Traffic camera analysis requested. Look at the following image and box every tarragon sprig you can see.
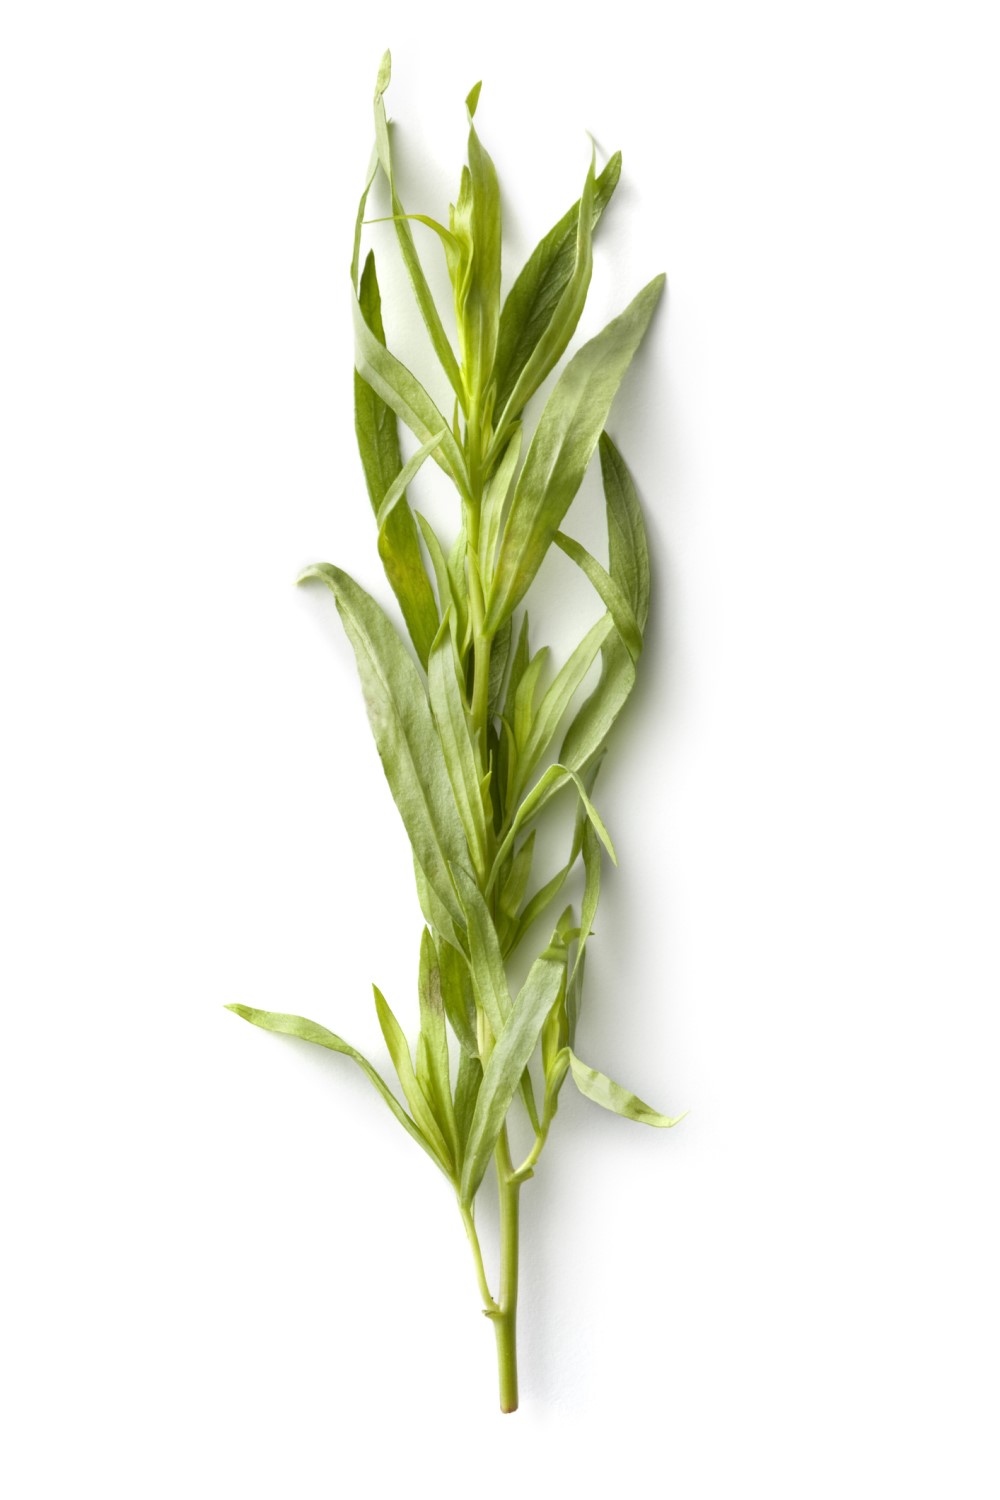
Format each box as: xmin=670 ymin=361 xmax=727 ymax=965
xmin=227 ymin=51 xmax=681 ymax=1414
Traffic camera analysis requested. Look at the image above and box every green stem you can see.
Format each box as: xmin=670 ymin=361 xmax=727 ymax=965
xmin=493 ymin=1126 xmax=521 ymax=1413
xmin=460 ymin=1201 xmax=498 ymax=1316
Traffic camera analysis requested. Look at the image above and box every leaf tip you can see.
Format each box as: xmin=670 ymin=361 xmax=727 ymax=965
xmin=375 ymin=50 xmax=391 ymax=99
xmin=466 ymin=80 xmax=482 ymax=119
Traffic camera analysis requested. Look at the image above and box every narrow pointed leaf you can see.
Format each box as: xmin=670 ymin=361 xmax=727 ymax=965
xmin=355 ymin=253 xmax=440 ymax=668
xmin=494 ymin=152 xmax=622 ymax=417
xmin=552 ymin=532 xmax=641 ymax=662
xmin=515 ymin=613 xmax=613 ymax=793
xmin=353 ymin=290 xmax=470 ymax=498
xmin=297 ymin=563 xmax=467 ymax=927
xmin=225 ymin=1004 xmax=447 ymax=1172
xmin=450 ymin=87 xmax=502 ymax=400
xmin=460 ymin=936 xmax=568 ymax=1202
xmin=492 ymin=151 xmax=595 ymax=442
xmin=428 ymin=613 xmax=488 ymax=875
xmin=375 ymin=431 xmax=446 ymax=531
xmin=439 ymin=939 xmax=479 ymax=1057
xmin=509 ymin=755 xmax=603 ymax=953
xmin=489 ymin=761 xmax=617 ymax=891
xmin=417 ymin=930 xmax=461 ymax=1164
xmin=454 ymin=1049 xmax=483 ymax=1156
xmin=351 ymin=147 xmax=379 ymax=291
xmin=561 ymin=432 xmax=651 ymax=771
xmin=513 ymin=646 xmax=550 ymax=753
xmin=450 ymin=863 xmax=511 ymax=1040
xmin=487 ymin=614 xmax=513 ymax=721
xmin=372 ymin=52 xmax=465 ymax=404
xmin=480 ymin=425 xmax=521 ymax=582
xmin=487 ymin=274 xmax=665 ymax=631
xmin=573 ymin=819 xmax=602 ymax=985
xmin=568 ymin=1050 xmax=683 ymax=1127
xmin=499 ymin=829 xmax=535 ymax=922
xmin=374 ymin=985 xmax=454 ymax=1170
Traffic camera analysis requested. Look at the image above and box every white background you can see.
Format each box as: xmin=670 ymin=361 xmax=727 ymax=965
xmin=2 ymin=1 xmax=998 ymax=1494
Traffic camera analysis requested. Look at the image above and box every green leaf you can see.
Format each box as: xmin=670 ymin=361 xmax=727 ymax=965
xmin=428 ymin=613 xmax=488 ymax=876
xmin=372 ymin=53 xmax=465 ymax=406
xmin=479 ymin=424 xmax=521 ymax=584
xmin=568 ymin=1050 xmax=684 ymax=1127
xmin=514 ymin=613 xmax=613 ymax=796
xmin=374 ymin=985 xmax=455 ymax=1173
xmin=601 ymin=429 xmax=650 ymax=630
xmin=459 ymin=935 xmax=569 ymax=1202
xmin=513 ymin=645 xmax=550 ymax=754
xmin=552 ymin=532 xmax=641 ymax=662
xmin=450 ymin=863 xmax=511 ymax=1042
xmin=453 ymin=1048 xmax=483 ymax=1156
xmin=224 ymin=1004 xmax=448 ymax=1173
xmin=415 ymin=512 xmax=455 ymax=617
xmin=412 ymin=851 xmax=462 ymax=954
xmin=297 ymin=563 xmax=468 ymax=928
xmin=493 ymin=152 xmax=622 ymax=419
xmin=446 ymin=523 xmax=472 ymax=655
xmin=351 ymin=147 xmax=379 ymax=292
xmin=416 ymin=930 xmax=461 ymax=1165
xmin=508 ymin=754 xmax=603 ymax=954
xmin=571 ymin=819 xmax=602 ymax=997
xmin=439 ymin=939 xmax=479 ymax=1057
xmin=450 ymin=85 xmax=502 ymax=402
xmin=354 ymin=253 xmax=441 ymax=669
xmin=561 ymin=432 xmax=651 ymax=772
xmin=499 ymin=829 xmax=535 ymax=922
xmin=489 ymin=761 xmax=617 ymax=893
xmin=486 ymin=274 xmax=665 ymax=631
xmin=487 ymin=614 xmax=513 ymax=722
xmin=374 ymin=431 xmax=446 ymax=531
xmin=492 ymin=150 xmax=595 ymax=445
xmin=353 ymin=289 xmax=470 ymax=500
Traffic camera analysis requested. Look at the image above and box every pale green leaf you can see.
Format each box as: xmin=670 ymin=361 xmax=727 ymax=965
xmin=513 ymin=646 xmax=550 ymax=754
xmin=375 ymin=431 xmax=446 ymax=531
xmin=489 ymin=761 xmax=617 ymax=893
xmin=487 ymin=614 xmax=513 ymax=721
xmin=372 ymin=53 xmax=465 ymax=405
xmin=450 ymin=86 xmax=502 ymax=402
xmin=459 ymin=936 xmax=569 ymax=1202
xmin=479 ymin=424 xmax=521 ymax=583
xmin=297 ymin=563 xmax=467 ymax=928
xmin=417 ymin=930 xmax=461 ymax=1165
xmin=568 ymin=1050 xmax=684 ymax=1128
xmin=225 ymin=1003 xmax=447 ymax=1173
xmin=499 ymin=829 xmax=535 ymax=922
xmin=450 ymin=863 xmax=511 ymax=1042
xmin=486 ymin=274 xmax=665 ymax=631
xmin=552 ymin=532 xmax=641 ymax=662
xmin=514 ymin=613 xmax=613 ymax=796
xmin=561 ymin=432 xmax=651 ymax=772
xmin=454 ymin=1048 xmax=483 ymax=1155
xmin=509 ymin=755 xmax=603 ymax=954
xmin=373 ymin=984 xmax=454 ymax=1172
xmin=351 ymin=146 xmax=378 ymax=292
xmin=439 ymin=939 xmax=479 ymax=1057
xmin=493 ymin=152 xmax=622 ymax=418
xmin=492 ymin=151 xmax=595 ymax=446
xmin=353 ymin=289 xmax=470 ymax=499
xmin=355 ymin=253 xmax=440 ymax=669
xmin=428 ymin=613 xmax=488 ymax=876
xmin=412 ymin=852 xmax=462 ymax=954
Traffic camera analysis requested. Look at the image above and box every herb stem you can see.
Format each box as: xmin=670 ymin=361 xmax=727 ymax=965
xmin=493 ymin=1125 xmax=521 ymax=1413
xmin=460 ymin=1200 xmax=499 ymax=1316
